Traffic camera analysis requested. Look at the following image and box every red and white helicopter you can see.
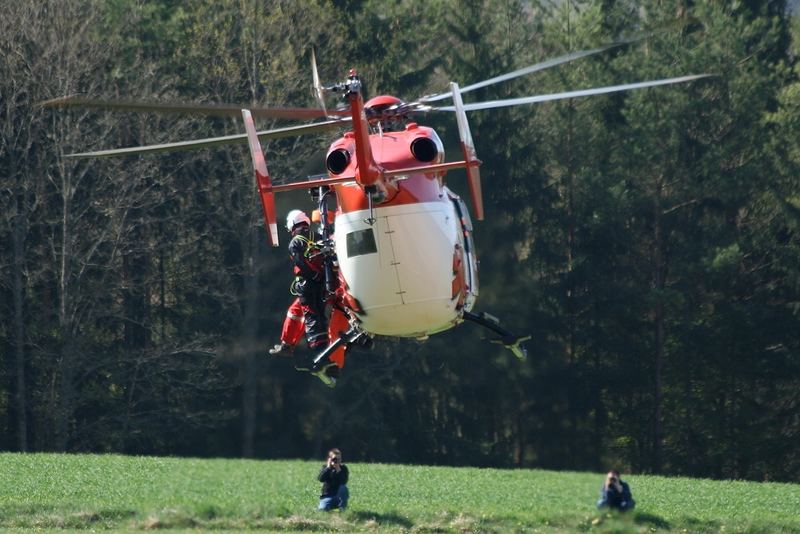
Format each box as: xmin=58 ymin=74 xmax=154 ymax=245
xmin=43 ymin=43 xmax=708 ymax=384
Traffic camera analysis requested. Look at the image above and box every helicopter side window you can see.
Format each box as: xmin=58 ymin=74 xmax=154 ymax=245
xmin=346 ymin=229 xmax=378 ymax=258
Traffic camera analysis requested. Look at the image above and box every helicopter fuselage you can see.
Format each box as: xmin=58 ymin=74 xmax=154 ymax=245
xmin=328 ymin=124 xmax=479 ymax=337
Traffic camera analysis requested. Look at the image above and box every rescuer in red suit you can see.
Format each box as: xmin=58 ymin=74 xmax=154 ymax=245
xmin=270 ymin=208 xmax=338 ymax=357
xmin=270 ymin=210 xmax=342 ymax=386
xmin=285 ymin=210 xmax=328 ymax=350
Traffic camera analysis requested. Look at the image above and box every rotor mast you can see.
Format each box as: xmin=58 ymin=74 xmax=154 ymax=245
xmin=342 ymin=70 xmax=382 ymax=192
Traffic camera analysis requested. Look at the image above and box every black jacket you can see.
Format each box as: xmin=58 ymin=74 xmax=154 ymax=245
xmin=318 ymin=464 xmax=349 ymax=498
xmin=598 ymin=480 xmax=635 ymax=510
xmin=289 ymin=233 xmax=322 ymax=282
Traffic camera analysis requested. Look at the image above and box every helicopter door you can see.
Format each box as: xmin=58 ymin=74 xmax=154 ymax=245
xmin=447 ymin=187 xmax=479 ymax=312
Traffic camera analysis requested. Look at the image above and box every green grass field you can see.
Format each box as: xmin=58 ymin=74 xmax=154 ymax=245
xmin=0 ymin=453 xmax=798 ymax=532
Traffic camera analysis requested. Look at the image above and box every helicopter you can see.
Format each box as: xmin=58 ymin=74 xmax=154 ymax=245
xmin=42 ymin=43 xmax=709 ymax=386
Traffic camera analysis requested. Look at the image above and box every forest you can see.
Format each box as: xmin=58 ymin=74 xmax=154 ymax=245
xmin=1 ymin=0 xmax=799 ymax=483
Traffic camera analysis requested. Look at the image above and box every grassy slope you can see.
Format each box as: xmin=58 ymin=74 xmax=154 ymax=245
xmin=0 ymin=453 xmax=798 ymax=532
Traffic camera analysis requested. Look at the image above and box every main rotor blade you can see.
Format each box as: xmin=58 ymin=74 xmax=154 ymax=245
xmin=63 ymin=118 xmax=350 ymax=159
xmin=40 ymin=95 xmax=349 ymax=120
xmin=420 ymin=39 xmax=639 ymax=103
xmin=311 ymin=48 xmax=328 ymax=118
xmin=435 ymin=74 xmax=712 ymax=112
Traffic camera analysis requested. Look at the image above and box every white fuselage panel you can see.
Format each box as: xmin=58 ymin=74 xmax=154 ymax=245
xmin=335 ymin=201 xmax=461 ymax=336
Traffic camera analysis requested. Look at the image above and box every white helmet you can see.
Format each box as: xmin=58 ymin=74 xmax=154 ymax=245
xmin=286 ymin=209 xmax=310 ymax=231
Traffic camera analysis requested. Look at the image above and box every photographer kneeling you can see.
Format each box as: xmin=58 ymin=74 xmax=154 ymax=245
xmin=596 ymin=470 xmax=635 ymax=511
xmin=318 ymin=448 xmax=349 ymax=511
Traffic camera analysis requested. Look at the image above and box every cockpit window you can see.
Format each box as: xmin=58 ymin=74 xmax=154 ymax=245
xmin=346 ymin=229 xmax=378 ymax=257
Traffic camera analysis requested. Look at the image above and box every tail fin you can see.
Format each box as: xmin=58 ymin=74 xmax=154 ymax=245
xmin=242 ymin=109 xmax=279 ymax=246
xmin=450 ymin=82 xmax=483 ymax=220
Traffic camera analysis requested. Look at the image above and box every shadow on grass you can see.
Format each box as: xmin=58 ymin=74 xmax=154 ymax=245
xmin=679 ymin=516 xmax=722 ymax=532
xmin=0 ymin=505 xmax=136 ymax=528
xmin=351 ymin=510 xmax=414 ymax=529
xmin=635 ymin=512 xmax=760 ymax=533
xmin=633 ymin=511 xmax=671 ymax=529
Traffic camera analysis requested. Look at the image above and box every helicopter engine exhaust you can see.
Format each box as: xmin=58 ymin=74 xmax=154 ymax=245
xmin=326 ymin=148 xmax=351 ymax=174
xmin=410 ymin=137 xmax=438 ymax=162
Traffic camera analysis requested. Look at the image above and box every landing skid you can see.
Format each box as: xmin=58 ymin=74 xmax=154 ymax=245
xmin=310 ymin=326 xmax=372 ymax=373
xmin=463 ymin=311 xmax=530 ymax=360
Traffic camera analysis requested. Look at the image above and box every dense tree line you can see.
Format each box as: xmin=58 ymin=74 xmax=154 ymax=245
xmin=1 ymin=0 xmax=798 ymax=482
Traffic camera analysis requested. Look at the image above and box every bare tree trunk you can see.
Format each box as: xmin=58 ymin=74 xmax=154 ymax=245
xmin=55 ymin=160 xmax=74 ymax=451
xmin=652 ymin=177 xmax=665 ymax=474
xmin=12 ymin=173 xmax=29 ymax=451
xmin=121 ymin=358 xmax=141 ymax=451
xmin=55 ymin=340 xmax=75 ymax=451
xmin=1 ymin=5 xmax=40 ymax=454
xmin=241 ymin=228 xmax=261 ymax=458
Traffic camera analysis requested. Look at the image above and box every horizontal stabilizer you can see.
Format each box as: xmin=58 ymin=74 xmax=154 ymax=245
xmin=381 ymin=160 xmax=480 ymax=179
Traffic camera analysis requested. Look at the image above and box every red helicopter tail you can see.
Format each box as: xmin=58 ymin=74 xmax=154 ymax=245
xmin=242 ymin=109 xmax=279 ymax=246
xmin=450 ymin=82 xmax=483 ymax=221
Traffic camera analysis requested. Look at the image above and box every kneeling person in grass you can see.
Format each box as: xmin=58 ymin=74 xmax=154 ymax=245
xmin=597 ymin=470 xmax=635 ymax=511
xmin=318 ymin=448 xmax=349 ymax=511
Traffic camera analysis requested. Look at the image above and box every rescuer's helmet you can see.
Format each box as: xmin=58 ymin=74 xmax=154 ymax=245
xmin=286 ymin=209 xmax=311 ymax=231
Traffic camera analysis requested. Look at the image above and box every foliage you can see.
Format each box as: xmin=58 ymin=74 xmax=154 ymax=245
xmin=0 ymin=0 xmax=799 ymax=483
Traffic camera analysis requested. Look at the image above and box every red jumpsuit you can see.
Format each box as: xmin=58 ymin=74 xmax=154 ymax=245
xmin=278 ymin=297 xmax=348 ymax=369
xmin=283 ymin=228 xmax=348 ymax=368
xmin=279 ymin=298 xmax=305 ymax=347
